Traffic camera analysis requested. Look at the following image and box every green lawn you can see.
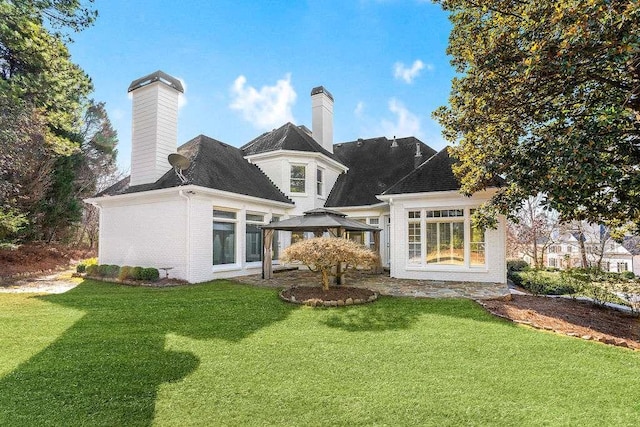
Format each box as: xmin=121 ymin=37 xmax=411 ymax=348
xmin=1 ymin=280 xmax=639 ymax=426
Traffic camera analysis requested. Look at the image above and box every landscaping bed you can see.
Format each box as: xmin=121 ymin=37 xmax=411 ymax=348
xmin=481 ymin=294 xmax=640 ymax=350
xmin=280 ymin=285 xmax=377 ymax=306
xmin=0 ymin=243 xmax=94 ymax=282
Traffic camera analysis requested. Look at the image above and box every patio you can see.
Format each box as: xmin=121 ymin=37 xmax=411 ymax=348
xmin=236 ymin=268 xmax=510 ymax=300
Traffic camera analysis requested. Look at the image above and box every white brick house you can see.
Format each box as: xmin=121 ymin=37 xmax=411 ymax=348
xmin=86 ymin=71 xmax=506 ymax=284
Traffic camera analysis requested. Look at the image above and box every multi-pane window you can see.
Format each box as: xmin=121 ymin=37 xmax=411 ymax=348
xmin=617 ymin=262 xmax=628 ymax=273
xmin=408 ymin=211 xmax=422 ymax=264
xmin=245 ymin=213 xmax=265 ymax=263
xmin=213 ymin=210 xmax=236 ymax=265
xmin=316 ymin=168 xmax=323 ymax=196
xmin=407 ymin=208 xmax=485 ymax=267
xmin=290 ymin=165 xmax=306 ymax=193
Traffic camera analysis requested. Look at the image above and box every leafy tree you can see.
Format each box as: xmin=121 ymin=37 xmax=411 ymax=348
xmin=281 ymin=237 xmax=378 ymax=291
xmin=1 ymin=0 xmax=96 ymax=155
xmin=433 ymin=0 xmax=640 ymax=228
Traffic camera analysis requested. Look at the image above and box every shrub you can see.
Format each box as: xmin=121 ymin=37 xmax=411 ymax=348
xmin=507 ymin=260 xmax=529 ymax=272
xmin=140 ymin=267 xmax=160 ymax=282
xmin=106 ymin=265 xmax=120 ymax=278
xmin=118 ymin=266 xmax=133 ymax=281
xmin=83 ymin=257 xmax=98 ymax=267
xmin=97 ymin=264 xmax=110 ymax=277
xmin=131 ymin=266 xmax=144 ymax=281
xmin=621 ymin=271 xmax=636 ymax=280
xmin=281 ymin=237 xmax=378 ymax=290
xmin=76 ymin=264 xmax=86 ymax=273
xmin=86 ymin=264 xmax=99 ymax=276
xmin=511 ymin=270 xmax=576 ymax=296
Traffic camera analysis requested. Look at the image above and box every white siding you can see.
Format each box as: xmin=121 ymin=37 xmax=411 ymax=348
xmin=130 ymin=81 xmax=180 ymax=186
xmin=99 ymin=197 xmax=188 ymax=279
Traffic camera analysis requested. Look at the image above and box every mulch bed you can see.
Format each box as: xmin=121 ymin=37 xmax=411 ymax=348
xmin=280 ymin=286 xmax=377 ymax=306
xmin=0 ymin=243 xmax=94 ymax=279
xmin=481 ymin=295 xmax=640 ymax=350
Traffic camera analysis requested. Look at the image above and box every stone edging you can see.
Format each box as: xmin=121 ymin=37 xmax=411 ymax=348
xmin=476 ymin=299 xmax=637 ymax=350
xmin=279 ymin=289 xmax=378 ymax=307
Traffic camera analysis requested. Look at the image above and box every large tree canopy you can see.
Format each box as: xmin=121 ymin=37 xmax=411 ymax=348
xmin=0 ymin=0 xmax=95 ymax=154
xmin=0 ymin=1 xmax=118 ymax=244
xmin=433 ymin=0 xmax=640 ymax=228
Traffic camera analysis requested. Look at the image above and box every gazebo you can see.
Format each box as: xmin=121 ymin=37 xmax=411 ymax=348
xmin=260 ymin=208 xmax=382 ymax=282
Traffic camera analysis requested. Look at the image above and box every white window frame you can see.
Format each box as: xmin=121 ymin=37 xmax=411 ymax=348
xmin=290 ymin=164 xmax=306 ymax=195
xmin=245 ymin=212 xmax=267 ymax=266
xmin=405 ymin=207 xmax=487 ymax=270
xmin=316 ymin=167 xmax=324 ymax=197
xmin=213 ymin=208 xmax=240 ymax=271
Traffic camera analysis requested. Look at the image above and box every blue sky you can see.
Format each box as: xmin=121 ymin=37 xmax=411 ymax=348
xmin=67 ymin=0 xmax=454 ymax=171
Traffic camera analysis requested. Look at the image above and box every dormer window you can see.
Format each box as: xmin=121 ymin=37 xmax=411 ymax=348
xmin=290 ymin=165 xmax=306 ymax=193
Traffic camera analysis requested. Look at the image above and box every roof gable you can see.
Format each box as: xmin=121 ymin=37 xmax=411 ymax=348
xmin=326 ymin=137 xmax=437 ymax=206
xmin=98 ymin=135 xmax=293 ymax=204
xmin=241 ymin=122 xmax=341 ymax=163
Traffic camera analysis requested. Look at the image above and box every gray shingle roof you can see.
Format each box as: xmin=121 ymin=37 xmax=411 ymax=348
xmin=97 ymin=135 xmax=293 ymax=204
xmin=241 ymin=122 xmax=342 ymax=163
xmin=622 ymin=236 xmax=640 ymax=256
xmin=325 ymin=137 xmax=437 ymax=207
xmin=383 ymin=147 xmax=505 ymax=195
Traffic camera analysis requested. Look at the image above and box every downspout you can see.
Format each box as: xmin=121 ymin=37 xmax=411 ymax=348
xmin=90 ymin=201 xmax=103 ymax=264
xmin=179 ymin=190 xmax=191 ymax=283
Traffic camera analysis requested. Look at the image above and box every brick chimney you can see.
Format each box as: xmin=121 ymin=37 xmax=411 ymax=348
xmin=311 ymin=86 xmax=334 ymax=153
xmin=128 ymin=71 xmax=184 ymax=186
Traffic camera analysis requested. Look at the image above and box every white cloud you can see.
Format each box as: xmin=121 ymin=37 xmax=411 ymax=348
xmin=379 ymin=98 xmax=422 ymax=138
xmin=354 ymin=101 xmax=365 ymax=117
xmin=229 ymin=74 xmax=296 ymax=129
xmin=393 ymin=59 xmax=432 ymax=84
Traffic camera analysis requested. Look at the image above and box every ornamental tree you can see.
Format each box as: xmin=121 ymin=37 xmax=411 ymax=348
xmin=433 ymin=0 xmax=640 ymax=229
xmin=280 ymin=237 xmax=379 ymax=291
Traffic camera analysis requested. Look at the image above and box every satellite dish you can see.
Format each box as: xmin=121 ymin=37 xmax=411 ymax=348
xmin=168 ymin=153 xmax=190 ymax=184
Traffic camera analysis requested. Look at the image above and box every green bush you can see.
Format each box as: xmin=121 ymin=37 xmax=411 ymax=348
xmin=86 ymin=264 xmax=99 ymax=276
xmin=621 ymin=271 xmax=636 ymax=280
xmin=510 ymin=270 xmax=576 ymax=296
xmin=97 ymin=264 xmax=109 ymax=277
xmin=507 ymin=260 xmax=529 ymax=272
xmin=106 ymin=265 xmax=120 ymax=278
xmin=76 ymin=264 xmax=86 ymax=273
xmin=118 ymin=266 xmax=133 ymax=281
xmin=140 ymin=267 xmax=160 ymax=282
xmin=131 ymin=266 xmax=144 ymax=281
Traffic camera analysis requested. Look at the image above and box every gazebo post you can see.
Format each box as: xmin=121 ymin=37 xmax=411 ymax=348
xmin=336 ymin=227 xmax=344 ymax=285
xmin=262 ymin=229 xmax=274 ymax=279
xmin=373 ymin=230 xmax=382 ymax=273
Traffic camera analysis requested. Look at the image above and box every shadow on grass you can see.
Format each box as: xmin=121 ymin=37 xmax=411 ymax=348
xmin=0 ymin=280 xmax=294 ymax=427
xmin=322 ymin=296 xmax=507 ymax=332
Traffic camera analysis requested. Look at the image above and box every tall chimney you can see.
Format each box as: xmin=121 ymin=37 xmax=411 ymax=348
xmin=128 ymin=71 xmax=184 ymax=186
xmin=311 ymin=86 xmax=334 ymax=153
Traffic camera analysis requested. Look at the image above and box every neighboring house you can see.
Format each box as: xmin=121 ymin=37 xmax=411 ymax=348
xmin=545 ymin=226 xmax=639 ymax=276
xmin=86 ymin=71 xmax=506 ymax=284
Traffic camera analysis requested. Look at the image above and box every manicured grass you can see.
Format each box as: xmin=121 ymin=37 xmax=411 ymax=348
xmin=1 ymin=280 xmax=639 ymax=426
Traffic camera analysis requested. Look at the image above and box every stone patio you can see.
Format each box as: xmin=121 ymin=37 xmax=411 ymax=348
xmin=235 ymin=268 xmax=510 ymax=300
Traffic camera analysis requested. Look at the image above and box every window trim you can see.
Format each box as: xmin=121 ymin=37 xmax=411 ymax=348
xmin=213 ymin=208 xmax=239 ymax=269
xmin=316 ymin=167 xmax=324 ymax=197
xmin=405 ymin=207 xmax=487 ymax=270
xmin=289 ymin=164 xmax=307 ymax=195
